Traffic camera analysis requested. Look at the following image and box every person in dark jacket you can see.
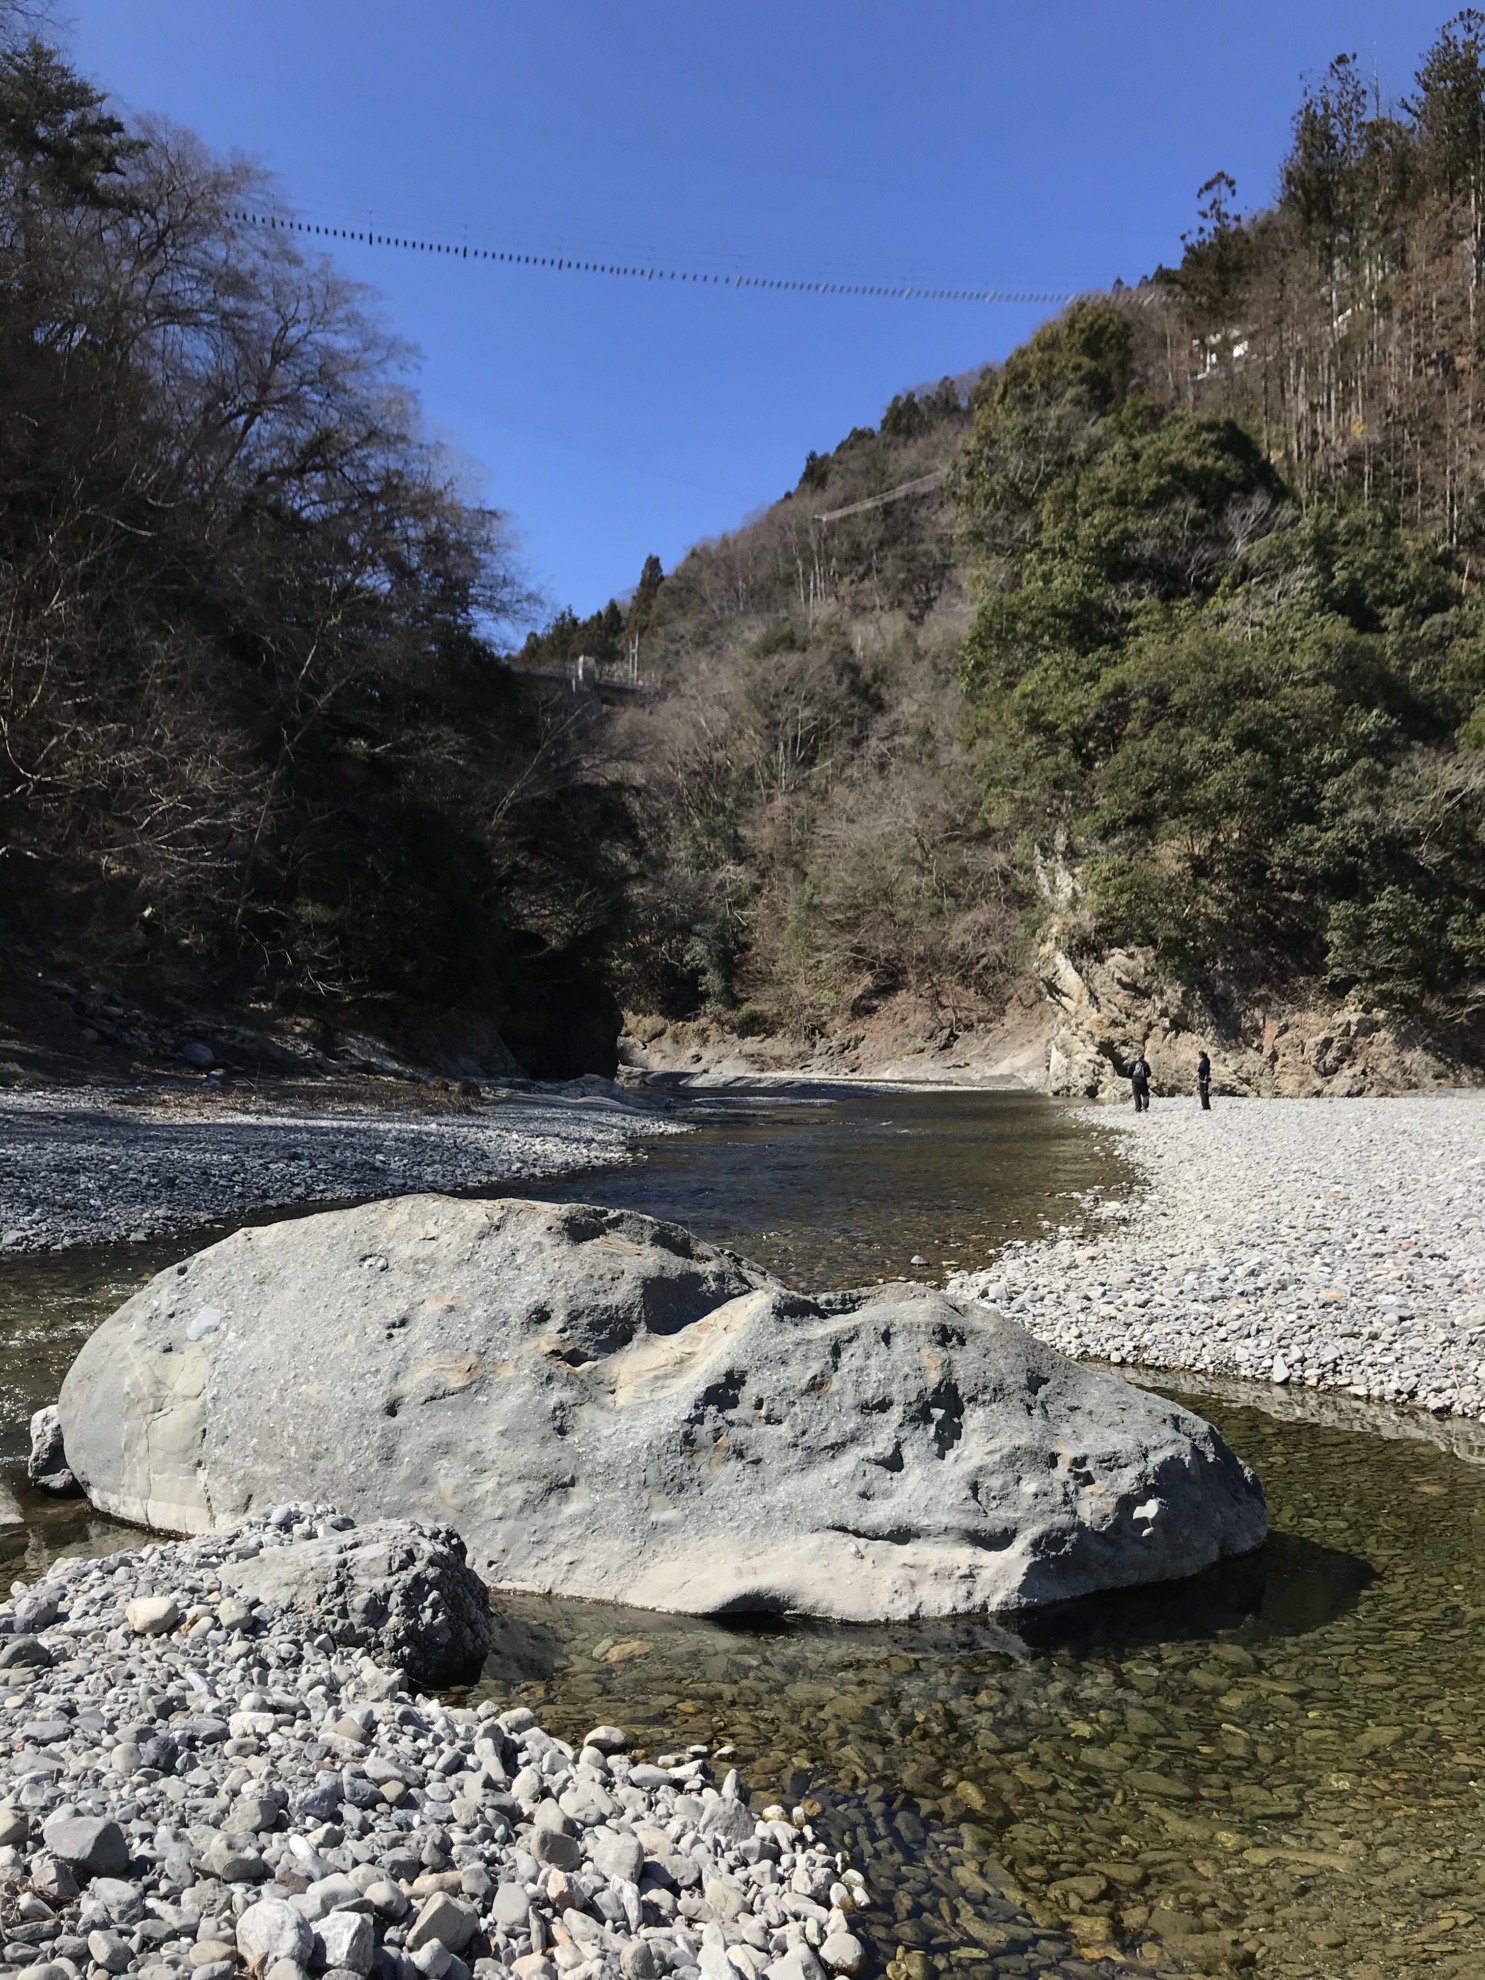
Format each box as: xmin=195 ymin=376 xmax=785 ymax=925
xmin=1130 ymin=1053 xmax=1151 ymax=1112
xmin=1197 ymin=1051 xmax=1212 ymax=1110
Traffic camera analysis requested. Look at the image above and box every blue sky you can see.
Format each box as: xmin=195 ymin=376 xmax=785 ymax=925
xmin=63 ymin=1 xmax=1441 ymax=624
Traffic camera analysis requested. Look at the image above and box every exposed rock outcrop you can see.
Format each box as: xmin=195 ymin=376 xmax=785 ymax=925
xmin=1037 ymin=942 xmax=1475 ymax=1101
xmin=621 ymin=940 xmax=1482 ymax=1098
xmin=57 ymin=1196 xmax=1265 ymax=1620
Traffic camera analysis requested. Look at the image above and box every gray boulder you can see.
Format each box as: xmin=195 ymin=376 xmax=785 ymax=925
xmin=237 ymin=1898 xmax=313 ymax=1969
xmin=57 ymin=1195 xmax=1265 ymax=1620
xmin=39 ymin=1814 xmax=128 ymax=1880
xmin=28 ymin=1406 xmax=81 ymax=1496
xmin=215 ymin=1519 xmax=491 ymax=1688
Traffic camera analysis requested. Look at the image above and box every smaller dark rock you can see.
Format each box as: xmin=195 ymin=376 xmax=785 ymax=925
xmin=0 ymin=1636 xmax=52 ymax=1670
xmin=218 ymin=1521 xmax=491 ymax=1689
xmin=294 ymin=1782 xmax=345 ymax=1820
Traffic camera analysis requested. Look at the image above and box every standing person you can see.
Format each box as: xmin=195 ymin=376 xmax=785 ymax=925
xmin=1130 ymin=1050 xmax=1151 ymax=1113
xmin=1196 ymin=1051 xmax=1212 ymax=1110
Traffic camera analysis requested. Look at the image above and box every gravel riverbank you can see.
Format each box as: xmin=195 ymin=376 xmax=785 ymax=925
xmin=0 ymin=1510 xmax=868 ymax=1980
xmin=0 ymin=1089 xmax=679 ymax=1255
xmin=953 ymin=1092 xmax=1485 ymax=1420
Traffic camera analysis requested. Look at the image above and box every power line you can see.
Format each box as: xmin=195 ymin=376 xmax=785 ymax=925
xmin=813 ymin=467 xmax=945 ymax=522
xmin=228 ymin=208 xmax=1072 ymax=306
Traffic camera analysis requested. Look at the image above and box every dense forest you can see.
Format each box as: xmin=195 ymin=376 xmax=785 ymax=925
xmin=516 ymin=9 xmax=1485 ymax=1056
xmin=0 ymin=24 xmax=630 ymax=1075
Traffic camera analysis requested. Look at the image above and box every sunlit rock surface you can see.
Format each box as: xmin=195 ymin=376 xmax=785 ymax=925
xmin=58 ymin=1196 xmax=1265 ymax=1619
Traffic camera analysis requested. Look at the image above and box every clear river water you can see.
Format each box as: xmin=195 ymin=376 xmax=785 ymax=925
xmin=1 ymin=1084 xmax=1482 ymax=1980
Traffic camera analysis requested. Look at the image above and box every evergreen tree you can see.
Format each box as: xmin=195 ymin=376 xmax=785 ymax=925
xmin=1177 ymin=172 xmax=1248 ymax=346
xmin=1410 ymin=10 xmax=1485 ymax=284
xmin=0 ymin=35 xmax=137 ymax=203
xmin=624 ymin=553 xmax=664 ymax=655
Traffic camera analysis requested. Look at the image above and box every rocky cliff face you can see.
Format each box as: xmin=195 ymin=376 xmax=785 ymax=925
xmin=1037 ymin=944 xmax=1477 ymax=1101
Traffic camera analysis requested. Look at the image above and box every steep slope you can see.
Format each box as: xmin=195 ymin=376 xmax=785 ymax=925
xmin=584 ymin=381 xmax=1026 ymax=1045
xmin=537 ymin=16 xmax=1485 ymax=1096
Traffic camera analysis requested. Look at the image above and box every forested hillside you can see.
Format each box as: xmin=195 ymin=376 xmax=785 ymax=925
xmin=522 ymin=10 xmax=1485 ymax=1078
xmin=14 ymin=11 xmax=1485 ymax=1086
xmin=519 ymin=377 xmax=1006 ymax=1037
xmin=0 ymin=29 xmax=629 ymax=1077
xmin=611 ymin=379 xmax=1001 ymax=1032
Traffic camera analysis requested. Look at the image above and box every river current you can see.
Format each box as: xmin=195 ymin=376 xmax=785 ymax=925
xmin=1 ymin=1085 xmax=1481 ymax=1977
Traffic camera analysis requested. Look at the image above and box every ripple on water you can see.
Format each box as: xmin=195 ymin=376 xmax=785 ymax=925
xmin=509 ymin=1082 xmax=1134 ymax=1293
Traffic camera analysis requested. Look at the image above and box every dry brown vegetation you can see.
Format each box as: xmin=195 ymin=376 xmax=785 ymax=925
xmin=600 ymin=383 xmax=1028 ymax=1035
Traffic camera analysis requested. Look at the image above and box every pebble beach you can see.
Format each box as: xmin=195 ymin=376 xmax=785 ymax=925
xmin=954 ymin=1092 xmax=1485 ymax=1419
xmin=0 ymin=1089 xmax=678 ymax=1256
xmin=0 ymin=1510 xmax=866 ymax=1980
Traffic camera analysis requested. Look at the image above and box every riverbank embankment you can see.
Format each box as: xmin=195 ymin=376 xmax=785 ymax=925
xmin=952 ymin=1092 xmax=1485 ymax=1419
xmin=0 ymin=1085 xmax=680 ymax=1254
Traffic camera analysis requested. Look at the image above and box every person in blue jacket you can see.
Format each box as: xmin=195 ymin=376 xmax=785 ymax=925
xmin=1197 ymin=1051 xmax=1212 ymax=1109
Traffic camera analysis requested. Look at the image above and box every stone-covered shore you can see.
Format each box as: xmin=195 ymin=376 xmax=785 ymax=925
xmin=954 ymin=1092 xmax=1485 ymax=1419
xmin=0 ymin=1512 xmax=867 ymax=1980
xmin=0 ymin=1087 xmax=678 ymax=1255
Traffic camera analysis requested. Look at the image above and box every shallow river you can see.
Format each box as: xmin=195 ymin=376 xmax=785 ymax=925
xmin=537 ymin=1080 xmax=1128 ymax=1293
xmin=2 ymin=1086 xmax=1483 ymax=1978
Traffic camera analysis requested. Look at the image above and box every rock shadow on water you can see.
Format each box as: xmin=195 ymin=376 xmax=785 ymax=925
xmin=1008 ymin=1526 xmax=1375 ymax=1658
xmin=475 ymin=1526 xmax=1373 ymax=1689
xmin=482 ymin=1603 xmax=568 ymax=1683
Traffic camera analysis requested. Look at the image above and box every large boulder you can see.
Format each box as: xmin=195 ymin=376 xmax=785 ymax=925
xmin=57 ymin=1196 xmax=1265 ymax=1620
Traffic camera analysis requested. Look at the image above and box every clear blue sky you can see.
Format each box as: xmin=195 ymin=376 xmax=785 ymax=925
xmin=61 ymin=0 xmax=1442 ymax=624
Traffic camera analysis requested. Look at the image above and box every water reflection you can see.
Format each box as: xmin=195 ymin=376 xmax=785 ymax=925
xmin=0 ymin=1470 xmax=140 ymax=1577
